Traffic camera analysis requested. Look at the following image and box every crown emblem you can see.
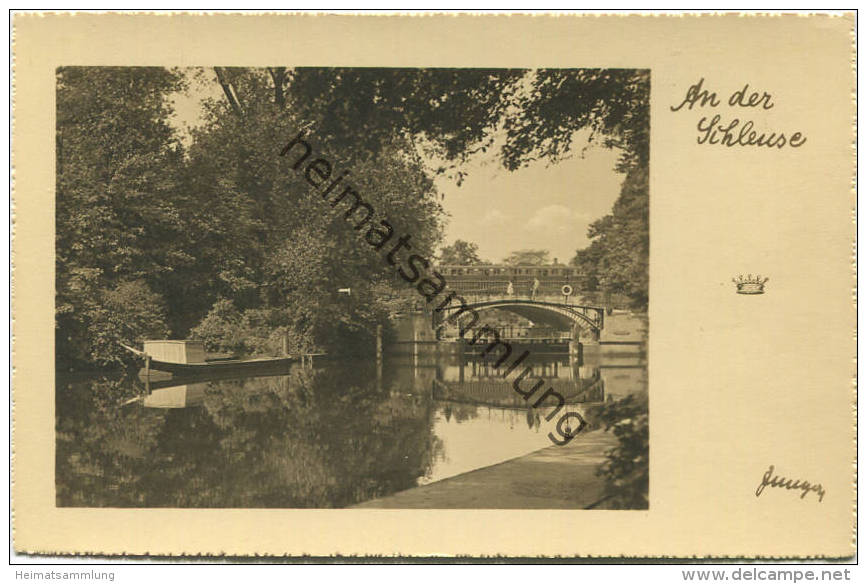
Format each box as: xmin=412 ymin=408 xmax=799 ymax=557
xmin=732 ymin=274 xmax=769 ymax=295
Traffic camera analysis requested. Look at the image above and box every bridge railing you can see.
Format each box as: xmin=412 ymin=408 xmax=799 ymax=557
xmin=445 ymin=279 xmax=578 ymax=298
xmin=439 ymin=325 xmax=573 ymax=342
xmin=378 ymin=274 xmax=634 ymax=310
xmin=443 ymin=284 xmax=631 ymax=308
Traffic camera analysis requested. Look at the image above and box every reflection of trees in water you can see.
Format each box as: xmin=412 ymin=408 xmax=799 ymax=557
xmin=525 ymin=408 xmax=541 ymax=430
xmin=56 ymin=375 xmax=168 ymax=506
xmin=56 ymin=362 xmax=440 ymax=507
xmin=434 ymin=362 xmax=603 ymax=410
xmin=441 ymin=402 xmax=479 ymax=423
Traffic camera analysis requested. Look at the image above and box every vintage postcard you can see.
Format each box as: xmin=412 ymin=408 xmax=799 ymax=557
xmin=11 ymin=12 xmax=856 ymax=558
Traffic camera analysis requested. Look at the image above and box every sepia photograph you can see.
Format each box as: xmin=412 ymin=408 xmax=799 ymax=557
xmin=12 ymin=12 xmax=855 ymax=561
xmin=54 ymin=66 xmax=649 ymax=510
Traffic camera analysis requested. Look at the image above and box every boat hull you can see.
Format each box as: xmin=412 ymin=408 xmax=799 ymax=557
xmin=142 ymin=356 xmax=299 ymax=376
xmin=142 ymin=367 xmax=301 ymax=390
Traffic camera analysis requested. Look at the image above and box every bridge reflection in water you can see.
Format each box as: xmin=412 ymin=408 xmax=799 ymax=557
xmin=435 ymin=355 xmax=603 ymax=408
xmin=389 ymin=348 xmax=646 ymax=411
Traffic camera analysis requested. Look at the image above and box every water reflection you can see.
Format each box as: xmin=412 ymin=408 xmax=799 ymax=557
xmin=431 ymin=353 xmax=604 ymax=408
xmin=142 ymin=384 xmax=207 ymax=408
xmin=56 ymin=351 xmax=645 ymax=508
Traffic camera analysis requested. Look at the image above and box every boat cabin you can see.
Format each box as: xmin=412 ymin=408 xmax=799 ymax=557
xmin=143 ymin=340 xmax=207 ymax=364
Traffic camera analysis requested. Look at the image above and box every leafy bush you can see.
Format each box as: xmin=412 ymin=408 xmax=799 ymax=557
xmin=189 ymin=300 xmax=307 ymax=357
xmin=189 ymin=299 xmax=245 ymax=353
xmin=82 ymin=280 xmax=171 ymax=367
xmin=587 ymin=392 xmax=649 ymax=509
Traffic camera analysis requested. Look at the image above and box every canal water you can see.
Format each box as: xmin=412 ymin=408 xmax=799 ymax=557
xmin=55 ymin=351 xmax=646 ymax=508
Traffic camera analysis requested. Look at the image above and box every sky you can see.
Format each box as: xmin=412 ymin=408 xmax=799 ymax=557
xmin=169 ymin=69 xmax=625 ymax=264
xmin=431 ymin=134 xmax=623 ymax=264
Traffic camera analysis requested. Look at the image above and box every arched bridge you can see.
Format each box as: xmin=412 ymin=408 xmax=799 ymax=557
xmin=435 ymin=296 xmax=606 ymax=340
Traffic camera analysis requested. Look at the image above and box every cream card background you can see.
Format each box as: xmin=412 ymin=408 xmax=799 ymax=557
xmin=12 ymin=13 xmax=856 ymax=557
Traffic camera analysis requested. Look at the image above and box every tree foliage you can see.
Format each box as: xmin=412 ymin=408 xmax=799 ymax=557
xmin=587 ymin=392 xmax=649 ymax=509
xmin=502 ymin=248 xmax=550 ymax=266
xmin=438 ymin=239 xmax=482 ymax=265
xmin=56 ymin=67 xmax=187 ymax=367
xmin=282 ymin=68 xmax=648 ymax=177
xmin=502 ymin=69 xmax=649 ymax=172
xmin=571 ymin=166 xmax=648 ymax=309
xmin=180 ymin=67 xmax=444 ymax=355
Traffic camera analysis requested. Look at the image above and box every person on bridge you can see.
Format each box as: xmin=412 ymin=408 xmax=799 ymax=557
xmin=506 ymin=281 xmax=514 ymax=297
xmin=531 ymin=277 xmax=540 ymax=300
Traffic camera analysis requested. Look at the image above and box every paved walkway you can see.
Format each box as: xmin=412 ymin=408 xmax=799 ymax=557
xmin=354 ymin=428 xmax=617 ymax=509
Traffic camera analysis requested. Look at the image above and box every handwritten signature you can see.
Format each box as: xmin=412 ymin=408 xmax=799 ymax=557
xmin=755 ymin=465 xmax=825 ymax=502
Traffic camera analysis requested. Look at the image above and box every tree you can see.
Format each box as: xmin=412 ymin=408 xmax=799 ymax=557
xmin=56 ymin=67 xmax=188 ymax=368
xmin=438 ymin=240 xmax=482 ymax=265
xmin=502 ymin=249 xmax=550 ymax=266
xmin=182 ymin=68 xmax=445 ymax=355
xmin=279 ymin=68 xmax=649 ymax=177
xmin=572 ymin=166 xmax=648 ymax=310
xmin=502 ymin=69 xmax=649 ymax=173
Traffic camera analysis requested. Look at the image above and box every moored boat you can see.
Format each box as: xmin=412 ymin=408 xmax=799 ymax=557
xmin=120 ymin=340 xmax=323 ymax=376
